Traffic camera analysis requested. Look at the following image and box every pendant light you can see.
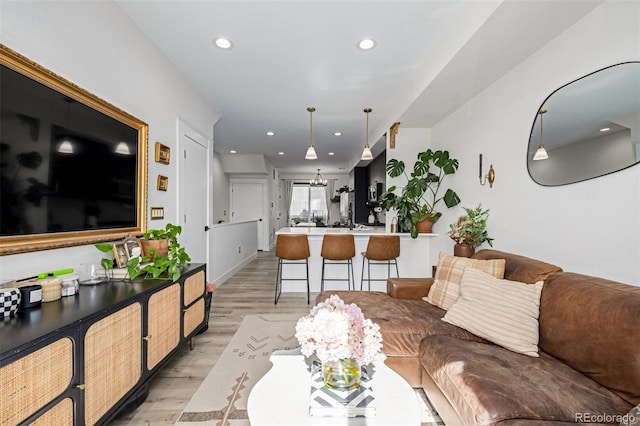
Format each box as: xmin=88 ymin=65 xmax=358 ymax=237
xmin=305 ymin=106 xmax=317 ymax=160
xmin=310 ymin=169 xmax=327 ymax=187
xmin=361 ymin=107 xmax=373 ymax=161
xmin=533 ymin=109 xmax=549 ymax=161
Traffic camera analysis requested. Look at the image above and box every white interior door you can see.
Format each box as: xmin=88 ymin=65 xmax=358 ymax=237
xmin=178 ymin=120 xmax=209 ymax=266
xmin=231 ymin=182 xmax=265 ymax=250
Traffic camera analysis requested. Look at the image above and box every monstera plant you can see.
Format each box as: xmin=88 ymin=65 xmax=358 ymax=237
xmin=380 ymin=149 xmax=461 ymax=238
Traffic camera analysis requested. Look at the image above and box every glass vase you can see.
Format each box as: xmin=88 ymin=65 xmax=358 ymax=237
xmin=321 ymin=358 xmax=361 ymax=390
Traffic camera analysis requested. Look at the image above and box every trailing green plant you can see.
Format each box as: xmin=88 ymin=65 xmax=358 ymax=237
xmin=447 ymin=204 xmax=494 ymax=249
xmin=379 ymin=149 xmax=460 ymax=238
xmin=94 ymin=223 xmax=191 ymax=281
xmin=139 ymin=223 xmax=191 ymax=280
xmin=95 ymin=243 xmax=115 ymax=274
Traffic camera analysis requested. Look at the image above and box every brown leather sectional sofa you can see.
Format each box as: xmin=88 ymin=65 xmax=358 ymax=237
xmin=317 ymin=249 xmax=640 ymax=425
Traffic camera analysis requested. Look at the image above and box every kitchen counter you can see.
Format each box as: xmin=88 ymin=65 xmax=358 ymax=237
xmin=275 ymin=227 xmax=435 ymax=293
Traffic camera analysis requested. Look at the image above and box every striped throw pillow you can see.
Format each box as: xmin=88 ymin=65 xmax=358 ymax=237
xmin=423 ymin=252 xmax=506 ymax=310
xmin=442 ymin=267 xmax=544 ymax=357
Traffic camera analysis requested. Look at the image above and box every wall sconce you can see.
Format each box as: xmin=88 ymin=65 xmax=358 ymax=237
xmin=479 ymin=154 xmax=495 ymax=188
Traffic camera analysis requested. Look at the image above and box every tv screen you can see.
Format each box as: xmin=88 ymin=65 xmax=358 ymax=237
xmin=1 ymin=64 xmax=140 ymax=237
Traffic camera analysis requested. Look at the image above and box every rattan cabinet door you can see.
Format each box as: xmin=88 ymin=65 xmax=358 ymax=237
xmin=183 ymin=298 xmax=205 ymax=337
xmin=183 ymin=270 xmax=205 ymax=306
xmin=84 ymin=302 xmax=142 ymax=426
xmin=0 ymin=337 xmax=73 ymax=425
xmin=146 ymin=283 xmax=181 ymax=370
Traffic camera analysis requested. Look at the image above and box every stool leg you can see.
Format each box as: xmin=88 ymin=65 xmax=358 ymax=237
xmin=367 ymin=258 xmax=372 ymax=291
xmin=321 ymin=258 xmax=326 ymax=292
xmin=274 ymin=258 xmax=282 ymax=305
xmin=305 ymin=258 xmax=310 ymax=304
xmin=349 ymin=258 xmax=355 ymax=291
xmin=394 ymin=259 xmax=399 ymax=278
xmin=360 ymin=255 xmax=366 ymax=290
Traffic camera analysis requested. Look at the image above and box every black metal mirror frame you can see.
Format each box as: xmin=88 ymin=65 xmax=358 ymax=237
xmin=0 ymin=45 xmax=148 ymax=255
xmin=527 ymin=61 xmax=640 ymax=186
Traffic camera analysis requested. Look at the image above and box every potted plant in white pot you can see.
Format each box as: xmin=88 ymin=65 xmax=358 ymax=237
xmin=447 ymin=204 xmax=494 ymax=257
xmin=380 ymin=149 xmax=461 ymax=238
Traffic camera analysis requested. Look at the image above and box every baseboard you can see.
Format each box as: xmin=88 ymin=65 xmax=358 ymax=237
xmin=213 ymin=252 xmax=258 ymax=285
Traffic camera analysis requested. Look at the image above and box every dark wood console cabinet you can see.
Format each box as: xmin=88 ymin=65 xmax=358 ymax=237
xmin=0 ymin=263 xmax=206 ymax=425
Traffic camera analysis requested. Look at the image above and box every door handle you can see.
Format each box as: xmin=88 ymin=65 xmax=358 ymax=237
xmin=204 ymin=226 xmax=210 ymax=231
xmin=259 ymin=218 xmax=262 ymax=221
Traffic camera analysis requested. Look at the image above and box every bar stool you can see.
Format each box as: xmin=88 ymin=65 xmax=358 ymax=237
xmin=360 ymin=235 xmax=400 ymax=291
xmin=274 ymin=234 xmax=311 ymax=305
xmin=320 ymin=234 xmax=356 ymax=291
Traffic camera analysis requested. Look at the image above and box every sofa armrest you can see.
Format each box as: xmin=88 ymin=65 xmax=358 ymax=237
xmin=387 ymin=278 xmax=434 ymax=300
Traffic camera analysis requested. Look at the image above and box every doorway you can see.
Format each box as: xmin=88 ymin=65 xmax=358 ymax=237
xmin=178 ymin=119 xmax=210 ymax=271
xmin=230 ymin=179 xmax=268 ymax=251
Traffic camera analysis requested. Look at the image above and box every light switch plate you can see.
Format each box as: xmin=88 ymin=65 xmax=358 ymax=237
xmin=150 ymin=207 xmax=164 ymax=220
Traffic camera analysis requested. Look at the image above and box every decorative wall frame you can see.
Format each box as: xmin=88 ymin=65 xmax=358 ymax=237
xmin=157 ymin=175 xmax=168 ymax=191
xmin=155 ymin=142 xmax=170 ymax=164
xmin=0 ymin=44 xmax=148 ymax=256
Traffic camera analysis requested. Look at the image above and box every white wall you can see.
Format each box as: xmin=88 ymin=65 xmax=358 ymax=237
xmin=0 ymin=1 xmax=220 ymax=281
xmin=429 ymin=1 xmax=640 ymax=285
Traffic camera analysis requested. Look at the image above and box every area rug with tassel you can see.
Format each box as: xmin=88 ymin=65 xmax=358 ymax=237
xmin=175 ymin=314 xmax=443 ymax=426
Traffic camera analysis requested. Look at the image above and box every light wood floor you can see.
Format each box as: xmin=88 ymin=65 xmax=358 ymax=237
xmin=112 ymin=250 xmax=315 ymax=425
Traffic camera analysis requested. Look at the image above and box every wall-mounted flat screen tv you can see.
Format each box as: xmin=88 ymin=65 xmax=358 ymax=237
xmin=0 ymin=45 xmax=148 ymax=255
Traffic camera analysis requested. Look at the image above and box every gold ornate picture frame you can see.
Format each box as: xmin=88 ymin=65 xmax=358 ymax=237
xmin=155 ymin=142 xmax=170 ymax=164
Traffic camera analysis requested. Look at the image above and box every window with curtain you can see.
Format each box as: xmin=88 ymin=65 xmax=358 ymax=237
xmin=289 ymin=185 xmax=328 ymax=225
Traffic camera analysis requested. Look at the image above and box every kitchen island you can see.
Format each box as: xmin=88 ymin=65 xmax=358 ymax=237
xmin=275 ymin=227 xmax=436 ymax=293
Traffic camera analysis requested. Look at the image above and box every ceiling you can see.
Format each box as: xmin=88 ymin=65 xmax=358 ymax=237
xmin=116 ymin=0 xmax=602 ymax=175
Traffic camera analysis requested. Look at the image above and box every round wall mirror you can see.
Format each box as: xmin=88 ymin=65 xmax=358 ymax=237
xmin=527 ymin=62 xmax=640 ymax=186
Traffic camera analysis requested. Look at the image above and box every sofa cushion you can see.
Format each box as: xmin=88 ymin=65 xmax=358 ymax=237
xmin=538 ymin=272 xmax=640 ymax=406
xmin=424 ymin=252 xmax=506 ymax=310
xmin=316 ymin=291 xmax=486 ymax=358
xmin=472 ymin=249 xmax=562 ymax=283
xmin=442 ymin=268 xmax=543 ymax=357
xmin=420 ymin=335 xmax=633 ymax=426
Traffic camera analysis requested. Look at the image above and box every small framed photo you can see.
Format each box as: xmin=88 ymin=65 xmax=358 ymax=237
xmin=155 ymin=142 xmax=170 ymax=164
xmin=157 ymin=175 xmax=168 ymax=191
xmin=112 ymin=243 xmax=128 ymax=268
xmin=124 ymin=238 xmax=143 ymax=260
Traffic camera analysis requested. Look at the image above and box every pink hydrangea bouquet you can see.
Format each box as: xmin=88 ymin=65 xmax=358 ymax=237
xmin=295 ymin=294 xmax=383 ymax=365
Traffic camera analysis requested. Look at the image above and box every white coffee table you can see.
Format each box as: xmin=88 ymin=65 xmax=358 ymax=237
xmin=247 ymin=348 xmax=420 ymax=426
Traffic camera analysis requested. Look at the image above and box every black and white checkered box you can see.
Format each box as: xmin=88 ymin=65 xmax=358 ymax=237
xmin=0 ymin=288 xmax=21 ymax=319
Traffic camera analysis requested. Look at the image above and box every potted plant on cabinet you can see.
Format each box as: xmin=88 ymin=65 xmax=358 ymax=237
xmin=379 ymin=149 xmax=461 ymax=238
xmin=95 ymin=223 xmax=191 ymax=281
xmin=447 ymin=204 xmax=494 ymax=257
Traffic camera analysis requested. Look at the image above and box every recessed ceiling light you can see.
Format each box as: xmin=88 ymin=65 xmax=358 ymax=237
xmin=267 ymin=131 xmax=275 ymax=136
xmin=229 ymin=150 xmax=237 ymax=154
xmin=358 ymin=38 xmax=376 ymax=50
xmin=600 ymin=127 xmax=610 ymax=132
xmin=214 ymin=37 xmax=233 ymax=49
xmin=334 ymin=132 xmax=342 ymax=136
xmin=328 ymin=152 xmax=335 ymax=156
xmin=278 ymin=152 xmax=285 ymax=155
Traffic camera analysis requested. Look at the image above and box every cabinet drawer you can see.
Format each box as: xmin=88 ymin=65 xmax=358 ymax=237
xmin=0 ymin=337 xmax=73 ymax=425
xmin=183 ymin=270 xmax=204 ymax=306
xmin=183 ymin=298 xmax=204 ymax=338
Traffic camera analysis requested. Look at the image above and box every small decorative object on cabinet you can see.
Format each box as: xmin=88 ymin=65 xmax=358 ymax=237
xmin=448 ymin=203 xmax=494 ymax=257
xmin=295 ymin=294 xmax=383 ymax=390
xmin=379 ymin=149 xmax=461 ymax=238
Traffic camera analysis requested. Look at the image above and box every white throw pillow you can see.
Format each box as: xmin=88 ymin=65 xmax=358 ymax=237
xmin=442 ymin=267 xmax=544 ymax=357
xmin=424 ymin=252 xmax=506 ymax=310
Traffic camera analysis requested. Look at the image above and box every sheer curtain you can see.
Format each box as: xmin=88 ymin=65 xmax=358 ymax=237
xmin=283 ymin=179 xmax=294 ymax=226
xmin=324 ymin=179 xmax=335 ymax=225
